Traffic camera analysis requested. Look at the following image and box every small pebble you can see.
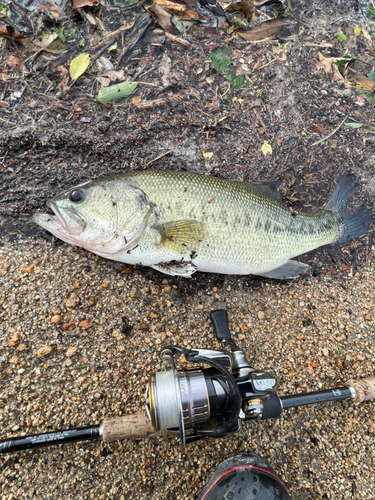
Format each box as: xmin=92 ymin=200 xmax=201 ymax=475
xmin=342 ymin=88 xmax=352 ymax=99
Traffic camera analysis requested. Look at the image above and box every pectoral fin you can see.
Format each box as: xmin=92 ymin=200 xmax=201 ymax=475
xmin=256 ymin=260 xmax=309 ymax=279
xmin=150 ymin=262 xmax=197 ymax=277
xmin=157 ymin=220 xmax=206 ymax=253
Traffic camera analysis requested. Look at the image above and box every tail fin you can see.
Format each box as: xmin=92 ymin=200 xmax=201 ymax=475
xmin=324 ymin=175 xmax=372 ymax=244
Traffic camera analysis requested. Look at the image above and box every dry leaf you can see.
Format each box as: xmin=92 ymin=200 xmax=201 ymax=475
xmin=72 ymin=0 xmax=99 ymax=7
xmin=203 ymin=152 xmax=213 ymax=159
xmin=4 ymin=55 xmax=28 ymax=72
xmin=332 ymin=69 xmax=343 ymax=82
xmin=261 ymin=140 xmax=272 ymax=156
xmin=355 ymin=75 xmax=375 ymax=92
xmin=362 ymin=27 xmax=375 ymax=56
xmin=272 ymin=46 xmax=287 ymax=60
xmin=20 ymin=37 xmax=40 ymax=53
xmin=96 ymin=76 xmax=111 ymax=87
xmin=33 ymin=33 xmax=58 ymax=48
xmin=313 ymin=124 xmax=325 ymax=135
xmin=317 ymin=52 xmax=336 ymax=76
xmin=226 ymin=0 xmax=255 ymax=22
xmin=56 ymin=65 xmax=69 ymax=91
xmin=0 ymin=25 xmax=23 ymax=39
xmin=180 ymin=9 xmax=200 ymax=19
xmin=355 ymin=95 xmax=366 ymax=106
xmin=238 ymin=18 xmax=296 ymax=41
xmin=147 ymin=3 xmax=173 ymax=31
xmin=155 ymin=0 xmax=186 ymax=12
xmin=106 ymin=70 xmax=125 ymax=82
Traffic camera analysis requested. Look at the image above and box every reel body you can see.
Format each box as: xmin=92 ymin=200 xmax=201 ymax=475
xmin=146 ymin=311 xmax=279 ymax=451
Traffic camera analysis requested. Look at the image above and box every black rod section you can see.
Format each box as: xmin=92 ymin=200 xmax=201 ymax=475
xmin=0 ymin=426 xmax=101 ymax=454
xmin=280 ymin=387 xmax=353 ymax=410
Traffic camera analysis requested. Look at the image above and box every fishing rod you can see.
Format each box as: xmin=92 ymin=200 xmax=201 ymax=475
xmin=1 ymin=310 xmax=374 ymax=455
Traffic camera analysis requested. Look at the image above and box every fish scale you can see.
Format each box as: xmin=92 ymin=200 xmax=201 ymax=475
xmin=32 ymin=171 xmax=371 ymax=279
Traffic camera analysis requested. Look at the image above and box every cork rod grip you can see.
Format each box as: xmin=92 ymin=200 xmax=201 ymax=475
xmin=347 ymin=377 xmax=375 ymax=404
xmin=102 ymin=412 xmax=172 ymax=443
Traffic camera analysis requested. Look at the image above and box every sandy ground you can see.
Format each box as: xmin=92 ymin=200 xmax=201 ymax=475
xmin=0 ymin=236 xmax=374 ymax=500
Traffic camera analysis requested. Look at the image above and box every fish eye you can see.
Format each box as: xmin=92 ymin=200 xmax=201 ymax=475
xmin=69 ymin=190 xmax=83 ymax=203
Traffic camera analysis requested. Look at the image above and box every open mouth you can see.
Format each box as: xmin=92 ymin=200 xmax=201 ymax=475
xmin=46 ymin=201 xmax=69 ymax=232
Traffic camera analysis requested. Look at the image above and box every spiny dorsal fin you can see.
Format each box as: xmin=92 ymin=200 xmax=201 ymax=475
xmin=246 ymin=180 xmax=283 ymax=202
xmin=157 ymin=220 xmax=206 ymax=253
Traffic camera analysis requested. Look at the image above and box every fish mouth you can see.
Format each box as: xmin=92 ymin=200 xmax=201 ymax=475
xmin=32 ymin=202 xmax=86 ymax=237
xmin=45 ymin=201 xmax=68 ymax=231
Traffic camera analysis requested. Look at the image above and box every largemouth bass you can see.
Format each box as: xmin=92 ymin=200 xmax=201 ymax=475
xmin=32 ymin=171 xmax=371 ymax=279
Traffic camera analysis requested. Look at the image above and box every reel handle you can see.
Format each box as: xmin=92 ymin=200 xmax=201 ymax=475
xmin=210 ymin=310 xmax=231 ymax=342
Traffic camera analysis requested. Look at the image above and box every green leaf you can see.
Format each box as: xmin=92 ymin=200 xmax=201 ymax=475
xmin=224 ymin=68 xmax=236 ymax=81
xmin=0 ymin=2 xmax=11 ymax=19
xmin=335 ymin=56 xmax=356 ymax=68
xmin=357 ymin=89 xmax=375 ymax=104
xmin=231 ymin=75 xmax=247 ymax=92
xmin=367 ymin=6 xmax=375 ymax=17
xmin=368 ymin=71 xmax=375 ymax=84
xmin=210 ymin=46 xmax=232 ymax=72
xmin=97 ymin=81 xmax=138 ymax=104
xmin=115 ymin=0 xmax=139 ymax=5
xmin=69 ymin=53 xmax=90 ymax=80
xmin=345 ymin=122 xmax=363 ymax=129
xmin=337 ymin=32 xmax=347 ymax=42
xmin=172 ymin=15 xmax=193 ymax=33
xmin=44 ymin=40 xmax=67 ymax=55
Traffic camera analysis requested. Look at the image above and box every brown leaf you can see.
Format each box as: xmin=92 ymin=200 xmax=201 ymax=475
xmin=55 ymin=65 xmax=69 ymax=91
xmin=155 ymin=0 xmax=186 ymax=12
xmin=180 ymin=9 xmax=200 ymax=19
xmin=0 ymin=25 xmax=24 ymax=39
xmin=313 ymin=124 xmax=325 ymax=135
xmin=362 ymin=27 xmax=375 ymax=57
xmin=355 ymin=75 xmax=375 ymax=92
xmin=147 ymin=3 xmax=173 ymax=31
xmin=4 ymin=56 xmax=28 ymax=73
xmin=317 ymin=52 xmax=336 ymax=76
xmin=33 ymin=33 xmax=58 ymax=48
xmin=238 ymin=18 xmax=296 ymax=41
xmin=227 ymin=0 xmax=255 ymax=22
xmin=72 ymin=0 xmax=99 ymax=7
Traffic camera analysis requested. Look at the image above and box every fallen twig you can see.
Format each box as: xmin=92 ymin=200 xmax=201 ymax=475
xmin=257 ymin=58 xmax=276 ymax=70
xmin=164 ymin=33 xmax=191 ymax=49
xmin=134 ymin=98 xmax=167 ymax=110
xmin=311 ymin=115 xmax=348 ymax=147
xmin=145 ymin=150 xmax=172 ymax=167
xmin=90 ymin=21 xmax=134 ymax=52
xmin=116 ymin=16 xmax=154 ymax=68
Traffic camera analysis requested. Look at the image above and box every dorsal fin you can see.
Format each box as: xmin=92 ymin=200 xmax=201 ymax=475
xmin=246 ymin=180 xmax=283 ymax=202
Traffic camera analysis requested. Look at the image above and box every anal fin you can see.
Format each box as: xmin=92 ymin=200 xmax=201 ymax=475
xmin=256 ymin=260 xmax=309 ymax=279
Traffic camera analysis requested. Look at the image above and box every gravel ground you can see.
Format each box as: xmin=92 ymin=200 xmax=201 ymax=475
xmin=0 ymin=237 xmax=374 ymax=500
